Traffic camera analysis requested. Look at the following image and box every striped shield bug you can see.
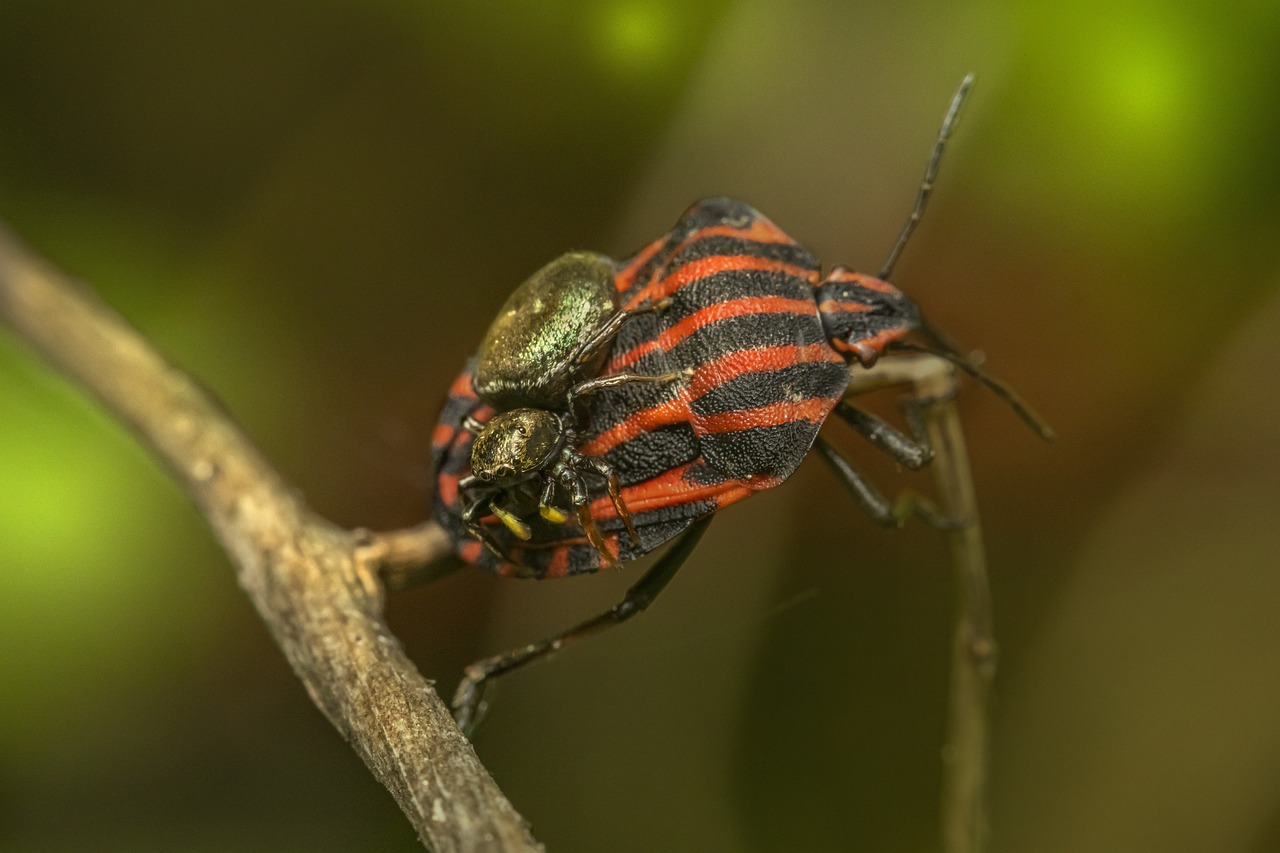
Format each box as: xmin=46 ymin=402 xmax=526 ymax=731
xmin=430 ymin=75 xmax=1051 ymax=732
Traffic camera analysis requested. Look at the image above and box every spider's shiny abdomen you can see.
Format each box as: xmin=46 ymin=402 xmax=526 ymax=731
xmin=474 ymin=251 xmax=618 ymax=410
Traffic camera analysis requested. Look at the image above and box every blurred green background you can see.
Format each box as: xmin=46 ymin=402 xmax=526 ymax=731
xmin=3 ymin=1 xmax=1279 ymax=850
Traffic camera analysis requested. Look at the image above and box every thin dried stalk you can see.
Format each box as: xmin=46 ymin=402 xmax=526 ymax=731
xmin=848 ymin=356 xmax=994 ymax=853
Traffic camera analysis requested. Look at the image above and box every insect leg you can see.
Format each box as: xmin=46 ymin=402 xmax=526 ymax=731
xmin=832 ymin=399 xmax=932 ymax=470
xmin=813 ymin=436 xmax=960 ymax=530
xmin=451 ymin=516 xmax=713 ymax=735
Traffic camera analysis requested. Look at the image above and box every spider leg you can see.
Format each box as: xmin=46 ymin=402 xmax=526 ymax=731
xmin=554 ymin=463 xmax=615 ymax=567
xmin=537 ymin=475 xmax=569 ymax=524
xmin=571 ymin=449 xmax=640 ymax=546
xmin=566 ymin=369 xmax=683 ymax=427
xmin=571 ymin=296 xmax=672 ymax=369
xmin=459 ymin=478 xmax=519 ymax=558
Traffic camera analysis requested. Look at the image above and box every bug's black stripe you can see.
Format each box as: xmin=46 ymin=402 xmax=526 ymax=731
xmin=662 ymin=268 xmax=816 ymax=322
xmin=587 ymin=313 xmax=833 ymax=433
xmin=612 ymin=268 xmax=822 ymax=361
xmin=689 ymin=362 xmax=851 ymax=419
xmin=600 ymin=423 xmax=700 ymax=486
xmin=619 ymin=242 xmax=677 ymax=300
xmin=664 ymin=197 xmax=760 ymax=242
xmin=667 ymin=234 xmax=819 ymax=271
xmin=506 ymin=497 xmax=717 ymax=578
xmin=564 ymin=546 xmax=600 ymax=577
xmin=618 ymin=198 xmax=779 ymax=301
xmin=692 ymin=421 xmax=826 ymax=483
xmin=621 ymin=511 xmax=707 ymax=562
xmin=658 ymin=303 xmax=828 ymax=362
xmin=555 ymin=506 xmax=712 ymax=577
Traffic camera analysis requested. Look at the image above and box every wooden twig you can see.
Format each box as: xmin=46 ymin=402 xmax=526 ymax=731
xmin=847 ymin=356 xmax=994 ymax=853
xmin=0 ymin=224 xmax=541 ymax=853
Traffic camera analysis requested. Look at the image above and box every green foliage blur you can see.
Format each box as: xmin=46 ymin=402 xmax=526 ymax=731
xmin=3 ymin=1 xmax=1279 ymax=850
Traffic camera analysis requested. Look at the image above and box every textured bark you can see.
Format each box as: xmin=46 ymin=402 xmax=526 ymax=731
xmin=0 ymin=225 xmax=540 ymax=852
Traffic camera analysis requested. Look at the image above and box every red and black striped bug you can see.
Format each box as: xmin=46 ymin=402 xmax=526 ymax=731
xmin=431 ymin=76 xmax=1051 ymax=731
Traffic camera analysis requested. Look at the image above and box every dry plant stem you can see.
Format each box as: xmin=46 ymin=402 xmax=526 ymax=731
xmin=849 ymin=356 xmax=994 ymax=853
xmin=0 ymin=225 xmax=540 ymax=853
xmin=357 ymin=521 xmax=463 ymax=592
xmin=918 ymin=367 xmax=993 ymax=853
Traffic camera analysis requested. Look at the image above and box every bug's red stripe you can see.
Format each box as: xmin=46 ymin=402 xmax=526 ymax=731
xmin=438 ymin=472 xmax=459 ymax=508
xmin=615 ymin=213 xmax=799 ymax=298
xmin=816 ymin=299 xmax=873 ymax=315
xmin=608 ymin=464 xmax=704 ymax=512
xmin=460 ymin=541 xmax=483 ymax=564
xmin=544 ymin=545 xmax=572 ymax=579
xmin=698 ymin=396 xmax=835 ymax=434
xmin=831 ymin=326 xmax=912 ymax=357
xmin=587 ymin=342 xmax=840 ymax=457
xmin=688 ymin=343 xmax=841 ymax=399
xmin=706 ymin=482 xmax=761 ymax=511
xmin=449 ymin=370 xmax=476 ymax=398
xmin=579 ymin=397 xmax=690 ymax=456
xmin=615 ymin=237 xmax=667 ymax=293
xmin=825 ymin=270 xmax=900 ymax=294
xmin=685 ymin=220 xmax=797 ymax=247
xmin=596 ymin=465 xmax=775 ymax=516
xmin=432 ymin=421 xmax=457 ymax=448
xmin=624 ymin=255 xmax=818 ymax=311
xmin=610 ymin=296 xmax=819 ymax=371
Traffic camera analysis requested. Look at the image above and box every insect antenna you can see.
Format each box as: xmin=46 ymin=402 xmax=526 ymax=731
xmin=892 ymin=336 xmax=1056 ymax=442
xmin=878 ymin=73 xmax=974 ymax=280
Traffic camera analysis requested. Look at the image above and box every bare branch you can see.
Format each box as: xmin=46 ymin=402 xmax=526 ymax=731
xmin=0 ymin=224 xmax=541 ymax=852
xmin=845 ymin=355 xmax=995 ymax=853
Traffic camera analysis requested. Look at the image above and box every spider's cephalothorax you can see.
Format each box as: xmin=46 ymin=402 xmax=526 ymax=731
xmin=457 ymin=252 xmax=672 ymax=565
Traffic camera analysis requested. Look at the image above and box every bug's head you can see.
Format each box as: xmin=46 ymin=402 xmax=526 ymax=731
xmin=817 ymin=267 xmax=921 ymax=368
xmin=470 ymin=409 xmax=564 ymax=486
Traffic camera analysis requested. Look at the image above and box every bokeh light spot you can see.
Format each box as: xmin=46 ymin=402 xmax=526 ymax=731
xmin=592 ymin=1 xmax=676 ymax=81
xmin=1094 ymin=24 xmax=1194 ymax=156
